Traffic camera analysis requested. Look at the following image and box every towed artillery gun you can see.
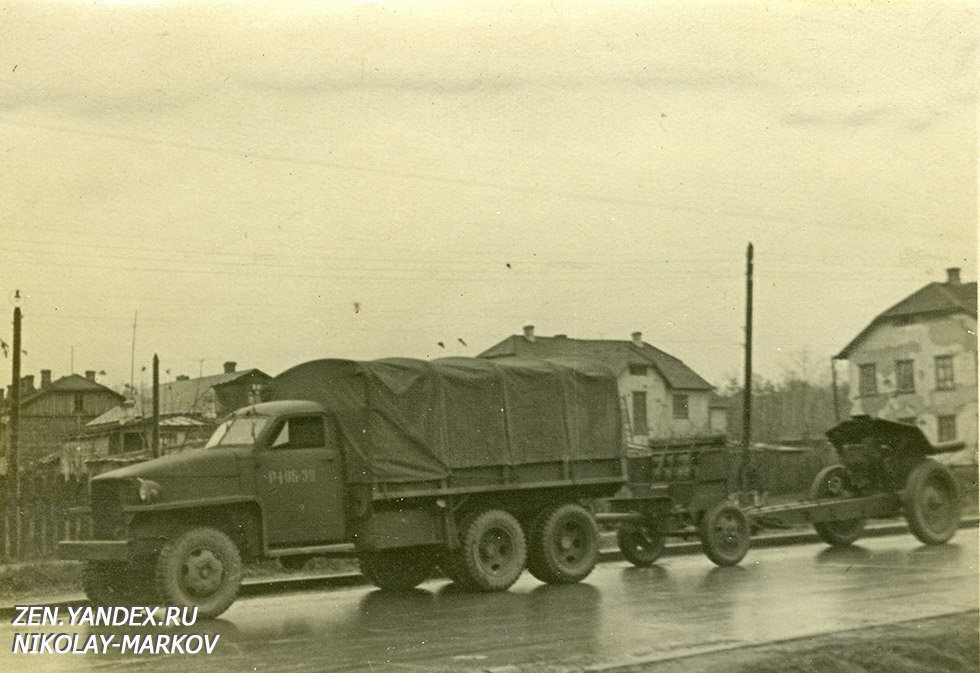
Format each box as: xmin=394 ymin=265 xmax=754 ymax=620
xmin=611 ymin=415 xmax=964 ymax=568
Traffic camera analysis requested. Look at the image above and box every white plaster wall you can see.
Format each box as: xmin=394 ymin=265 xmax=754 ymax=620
xmin=844 ymin=314 xmax=977 ymax=464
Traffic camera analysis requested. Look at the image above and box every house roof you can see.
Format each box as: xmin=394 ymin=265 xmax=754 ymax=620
xmin=88 ymin=368 xmax=269 ymax=423
xmin=479 ymin=334 xmax=713 ymax=390
xmin=86 ymin=402 xmax=207 ymax=428
xmin=21 ymin=374 xmax=124 ymax=407
xmin=157 ymin=371 xmax=248 ymax=415
xmin=836 ymin=280 xmax=977 ymax=359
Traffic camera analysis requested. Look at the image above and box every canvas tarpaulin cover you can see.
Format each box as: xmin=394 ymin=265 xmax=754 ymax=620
xmin=266 ymin=357 xmax=623 ymax=485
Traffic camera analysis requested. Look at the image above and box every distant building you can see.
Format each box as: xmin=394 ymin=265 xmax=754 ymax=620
xmin=149 ymin=361 xmax=272 ymax=421
xmin=0 ymin=369 xmax=125 ymax=469
xmin=480 ymin=327 xmax=722 ymax=449
xmin=835 ymin=267 xmax=978 ymax=465
xmin=708 ymin=391 xmax=730 ymax=436
xmin=67 ymin=361 xmax=271 ymax=455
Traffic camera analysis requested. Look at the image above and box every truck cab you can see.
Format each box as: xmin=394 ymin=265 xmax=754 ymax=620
xmin=59 ymin=400 xmax=349 ymax=618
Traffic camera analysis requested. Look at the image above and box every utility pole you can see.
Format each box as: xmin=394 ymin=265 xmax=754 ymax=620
xmin=830 ymin=357 xmax=841 ymax=423
xmin=130 ymin=310 xmax=137 ymax=394
xmin=740 ymin=243 xmax=754 ymax=497
xmin=9 ymin=294 xmax=22 ymax=556
xmin=152 ymin=354 xmax=160 ymax=459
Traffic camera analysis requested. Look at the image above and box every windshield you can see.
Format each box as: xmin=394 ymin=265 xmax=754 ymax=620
xmin=205 ymin=416 xmax=269 ymax=449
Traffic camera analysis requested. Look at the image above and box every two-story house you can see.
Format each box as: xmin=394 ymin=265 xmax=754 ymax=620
xmin=835 ymin=267 xmax=977 ymax=465
xmin=480 ymin=327 xmax=722 ymax=450
xmin=0 ymin=369 xmax=124 ymax=469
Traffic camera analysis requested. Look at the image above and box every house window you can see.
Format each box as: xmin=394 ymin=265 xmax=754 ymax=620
xmin=628 ymin=364 xmax=647 ymax=376
xmin=858 ymin=364 xmax=877 ymax=396
xmin=73 ymin=392 xmax=85 ymax=413
xmin=895 ymin=360 xmax=915 ymax=393
xmin=937 ymin=415 xmax=957 ymax=442
xmin=122 ymin=432 xmax=143 ymax=453
xmin=247 ymin=383 xmax=263 ymax=405
xmin=935 ymin=356 xmax=954 ymax=390
xmin=672 ymin=394 xmax=689 ymax=420
xmin=631 ymin=391 xmax=648 ymax=435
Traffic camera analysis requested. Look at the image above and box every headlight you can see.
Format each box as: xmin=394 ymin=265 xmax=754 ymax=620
xmin=137 ymin=478 xmax=162 ymax=503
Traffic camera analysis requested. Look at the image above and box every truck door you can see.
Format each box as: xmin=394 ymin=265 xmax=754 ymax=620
xmin=256 ymin=414 xmax=347 ymax=547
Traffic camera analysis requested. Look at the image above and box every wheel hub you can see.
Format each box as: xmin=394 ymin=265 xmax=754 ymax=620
xmin=182 ymin=548 xmax=224 ymax=596
xmin=480 ymin=530 xmax=513 ymax=575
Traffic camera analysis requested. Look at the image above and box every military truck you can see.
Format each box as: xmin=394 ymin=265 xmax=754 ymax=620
xmin=60 ymin=357 xmax=630 ymax=618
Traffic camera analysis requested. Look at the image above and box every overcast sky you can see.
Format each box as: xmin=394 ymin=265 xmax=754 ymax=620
xmin=1 ymin=0 xmax=976 ymax=392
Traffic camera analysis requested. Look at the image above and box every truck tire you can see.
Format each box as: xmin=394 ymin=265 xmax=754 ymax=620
xmin=699 ymin=503 xmax=750 ymax=567
xmin=902 ymin=459 xmax=960 ymax=545
xmin=526 ymin=503 xmax=599 ymax=584
xmin=616 ymin=523 xmax=666 ymax=567
xmin=154 ymin=527 xmax=242 ymax=619
xmin=83 ymin=559 xmax=157 ymax=606
xmin=809 ymin=465 xmax=866 ymax=546
xmin=358 ymin=547 xmax=435 ymax=591
xmin=444 ymin=509 xmax=526 ymax=592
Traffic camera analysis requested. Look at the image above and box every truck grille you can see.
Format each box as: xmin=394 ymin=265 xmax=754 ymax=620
xmin=90 ymin=480 xmax=133 ymax=539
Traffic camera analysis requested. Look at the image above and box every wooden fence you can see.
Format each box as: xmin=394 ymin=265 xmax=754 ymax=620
xmin=0 ymin=468 xmax=91 ymax=561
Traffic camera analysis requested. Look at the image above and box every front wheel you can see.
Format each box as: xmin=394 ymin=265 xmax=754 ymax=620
xmin=699 ymin=503 xmax=750 ymax=567
xmin=155 ymin=527 xmax=243 ymax=619
xmin=526 ymin=503 xmax=600 ymax=584
xmin=616 ymin=523 xmax=666 ymax=567
xmin=809 ymin=465 xmax=866 ymax=546
xmin=358 ymin=547 xmax=436 ymax=591
xmin=902 ymin=459 xmax=960 ymax=545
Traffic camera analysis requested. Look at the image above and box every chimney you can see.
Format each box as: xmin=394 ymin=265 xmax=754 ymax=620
xmin=946 ymin=267 xmax=961 ymax=285
xmin=84 ymin=370 xmax=96 ymax=381
xmin=631 ymin=331 xmax=643 ymax=347
xmin=40 ymin=369 xmax=52 ymax=388
xmin=21 ymin=375 xmax=35 ymax=394
xmin=223 ymin=361 xmax=237 ymax=374
xmin=176 ymin=375 xmax=190 ymax=382
xmin=523 ymin=325 xmax=536 ymax=342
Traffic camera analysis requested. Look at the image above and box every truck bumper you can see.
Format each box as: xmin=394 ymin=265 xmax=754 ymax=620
xmin=58 ymin=540 xmax=131 ymax=562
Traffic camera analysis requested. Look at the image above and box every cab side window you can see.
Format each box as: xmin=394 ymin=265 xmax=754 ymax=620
xmin=271 ymin=416 xmax=326 ymax=450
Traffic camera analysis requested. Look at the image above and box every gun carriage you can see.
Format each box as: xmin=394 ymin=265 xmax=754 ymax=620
xmin=604 ymin=416 xmax=963 ymax=568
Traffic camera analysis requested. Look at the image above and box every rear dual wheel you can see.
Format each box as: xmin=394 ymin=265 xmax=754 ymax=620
xmin=441 ymin=509 xmax=527 ymax=592
xmin=527 ymin=504 xmax=600 ymax=584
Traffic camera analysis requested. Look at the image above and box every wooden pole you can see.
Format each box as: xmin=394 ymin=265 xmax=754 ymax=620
xmin=740 ymin=243 xmax=754 ymax=495
xmin=9 ymin=302 xmax=22 ymax=556
xmin=152 ymin=354 xmax=160 ymax=458
xmin=831 ymin=357 xmax=841 ymax=423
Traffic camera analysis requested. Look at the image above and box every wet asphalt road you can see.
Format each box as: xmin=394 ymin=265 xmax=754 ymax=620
xmin=2 ymin=528 xmax=977 ymax=673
